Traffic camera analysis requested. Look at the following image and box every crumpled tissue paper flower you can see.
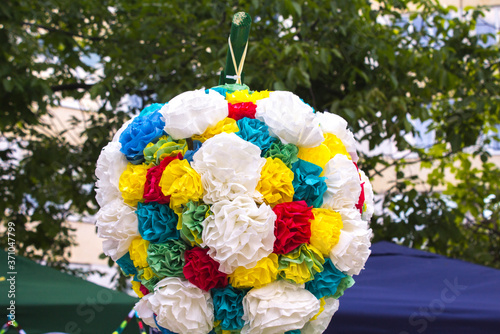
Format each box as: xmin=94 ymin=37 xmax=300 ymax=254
xmin=119 ymin=163 xmax=150 ymax=207
xmin=272 ymin=201 xmax=313 ymax=254
xmin=330 ymin=225 xmax=372 ymax=276
xmin=192 ymin=133 xmax=266 ymax=204
xmin=183 ymin=247 xmax=228 ymax=291
xmin=228 ymin=102 xmax=257 ymax=120
xmin=136 ymin=202 xmax=179 ymax=243
xmin=235 ymin=118 xmax=275 ymax=154
xmin=292 ymin=159 xmax=328 ymax=208
xmin=256 ymin=157 xmax=294 ymax=207
xmin=301 ymin=298 xmax=340 ymax=334
xmin=135 ymin=294 xmax=158 ymax=329
xmin=228 ymin=253 xmax=279 ymax=289
xmin=96 ymin=198 xmax=139 ymax=261
xmin=297 ymin=133 xmax=350 ymax=170
xmin=147 ymin=240 xmax=187 ymax=278
xmin=321 ymin=154 xmax=361 ymax=211
xmin=179 ymin=200 xmax=210 ymax=246
xmin=241 ymin=280 xmax=320 ymax=334
xmin=148 ymin=277 xmax=214 ymax=334
xmin=225 ymin=89 xmax=269 ymax=104
xmin=143 ymin=135 xmax=187 ymax=165
xmin=315 ymin=112 xmax=358 ymax=163
xmin=278 ymin=244 xmax=325 ymax=284
xmin=309 ymin=208 xmax=343 ymax=255
xmin=202 ymin=196 xmax=276 ymax=274
xmin=212 ymin=285 xmax=246 ymax=331
xmin=95 ymin=142 xmax=129 ymax=207
xmin=160 ymin=89 xmax=228 ymax=140
xmin=256 ymin=91 xmax=324 ymax=148
xmin=191 ymin=117 xmax=239 ymax=143
xmin=263 ymin=141 xmax=299 ymax=168
xmin=143 ymin=154 xmax=181 ymax=204
xmin=119 ymin=110 xmax=165 ymax=163
xmin=305 ymin=258 xmax=348 ymax=299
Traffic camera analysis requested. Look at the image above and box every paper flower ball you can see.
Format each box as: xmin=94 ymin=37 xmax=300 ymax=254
xmin=95 ymin=84 xmax=374 ymax=334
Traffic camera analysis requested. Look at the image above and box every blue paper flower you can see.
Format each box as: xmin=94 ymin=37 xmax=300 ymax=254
xmin=136 ymin=202 xmax=179 ymax=243
xmin=305 ymin=258 xmax=347 ymax=299
xmin=236 ymin=118 xmax=275 ymax=155
xmin=291 ymin=159 xmax=327 ymax=208
xmin=140 ymin=103 xmax=165 ymax=117
xmin=206 ymin=86 xmax=228 ymax=97
xmin=212 ymin=285 xmax=246 ymax=330
xmin=119 ymin=110 xmax=165 ymax=164
xmin=183 ymin=140 xmax=203 ymax=163
xmin=116 ymin=252 xmax=137 ymax=276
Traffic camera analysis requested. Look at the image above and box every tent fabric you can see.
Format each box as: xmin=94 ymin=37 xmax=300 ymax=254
xmin=326 ymin=241 xmax=500 ymax=334
xmin=0 ymin=249 xmax=140 ymax=334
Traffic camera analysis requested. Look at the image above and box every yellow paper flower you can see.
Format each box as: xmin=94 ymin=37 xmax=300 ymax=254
xmin=119 ymin=163 xmax=150 ymax=206
xmin=159 ymin=159 xmax=203 ymax=213
xmin=225 ymin=89 xmax=270 ymax=104
xmin=310 ymin=208 xmax=343 ymax=255
xmin=192 ymin=117 xmax=239 ymax=143
xmin=132 ymin=280 xmax=144 ymax=298
xmin=298 ymin=133 xmax=350 ymax=171
xmin=256 ymin=157 xmax=294 ymax=207
xmin=310 ymin=297 xmax=326 ymax=321
xmin=228 ymin=253 xmax=279 ymax=289
xmin=278 ymin=244 xmax=325 ymax=284
xmin=129 ymin=237 xmax=149 ymax=269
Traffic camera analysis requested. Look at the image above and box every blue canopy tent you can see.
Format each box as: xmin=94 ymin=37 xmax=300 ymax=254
xmin=326 ymin=241 xmax=500 ymax=334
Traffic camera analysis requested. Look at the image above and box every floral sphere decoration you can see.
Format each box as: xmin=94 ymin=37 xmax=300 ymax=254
xmin=95 ymin=84 xmax=374 ymax=334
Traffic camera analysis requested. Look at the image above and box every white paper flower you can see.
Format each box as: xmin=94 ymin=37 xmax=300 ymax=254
xmin=134 ymin=294 xmax=158 ymax=329
xmin=330 ymin=225 xmax=372 ymax=276
xmin=256 ymin=91 xmax=324 ymax=148
xmin=241 ymin=280 xmax=320 ymax=334
xmin=201 ymin=196 xmax=276 ymax=274
xmin=160 ymin=88 xmax=228 ymax=139
xmin=360 ymin=170 xmax=375 ymax=221
xmin=301 ymin=298 xmax=340 ymax=334
xmin=149 ymin=277 xmax=214 ymax=334
xmin=192 ymin=132 xmax=266 ymax=204
xmin=315 ymin=112 xmax=358 ymax=162
xmin=95 ymin=198 xmax=139 ymax=261
xmin=338 ymin=208 xmax=369 ymax=232
xmin=322 ymin=154 xmax=361 ymax=211
xmin=95 ymin=141 xmax=129 ymax=207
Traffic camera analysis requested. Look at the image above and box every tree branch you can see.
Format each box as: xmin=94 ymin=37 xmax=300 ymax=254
xmin=22 ymin=22 xmax=106 ymax=42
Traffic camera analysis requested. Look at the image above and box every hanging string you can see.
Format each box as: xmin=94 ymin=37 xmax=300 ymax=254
xmin=226 ymin=36 xmax=249 ymax=84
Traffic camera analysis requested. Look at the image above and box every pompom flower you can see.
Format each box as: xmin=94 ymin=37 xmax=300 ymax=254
xmin=201 ymin=196 xmax=276 ymax=274
xmin=183 ymin=247 xmax=228 ymax=291
xmin=241 ymin=280 xmax=320 ymax=334
xmin=292 ymin=159 xmax=328 ymax=208
xmin=228 ymin=102 xmax=257 ymax=120
xmin=179 ymin=200 xmax=210 ymax=246
xmin=256 ymin=157 xmax=294 ymax=207
xmin=143 ymin=154 xmax=181 ymax=204
xmin=116 ymin=252 xmax=138 ymax=276
xmin=192 ymin=117 xmax=239 ymax=143
xmin=129 ymin=237 xmax=150 ymax=269
xmin=305 ymin=258 xmax=348 ymax=299
xmin=192 ymin=133 xmax=266 ymax=204
xmin=225 ymin=89 xmax=269 ymax=104
xmin=263 ymin=141 xmax=299 ymax=168
xmin=159 ymin=159 xmax=203 ymax=212
xmin=147 ymin=240 xmax=187 ymax=278
xmin=256 ymin=91 xmax=324 ymax=148
xmin=95 ymin=142 xmax=129 ymax=207
xmin=297 ymin=133 xmax=350 ymax=170
xmin=310 ymin=208 xmax=343 ymax=255
xmin=160 ymin=88 xmax=228 ymax=140
xmin=119 ymin=163 xmax=150 ymax=206
xmin=273 ymin=201 xmax=313 ymax=254
xmin=321 ymin=154 xmax=361 ymax=211
xmin=96 ymin=198 xmax=139 ymax=261
xmin=136 ymin=202 xmax=178 ymax=243
xmin=212 ymin=285 xmax=246 ymax=330
xmin=143 ymin=135 xmax=187 ymax=165
xmin=228 ymin=254 xmax=279 ymax=289
xmin=315 ymin=112 xmax=358 ymax=162
xmin=235 ymin=118 xmax=275 ymax=154
xmin=330 ymin=225 xmax=372 ymax=276
xmin=119 ymin=110 xmax=165 ymax=163
xmin=148 ymin=277 xmax=214 ymax=334
xmin=278 ymin=244 xmax=325 ymax=284
xmin=134 ymin=294 xmax=158 ymax=329
xmin=301 ymin=298 xmax=340 ymax=334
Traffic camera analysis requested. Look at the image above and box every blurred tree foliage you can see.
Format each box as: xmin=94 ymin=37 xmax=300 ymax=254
xmin=1 ymin=0 xmax=499 ymax=278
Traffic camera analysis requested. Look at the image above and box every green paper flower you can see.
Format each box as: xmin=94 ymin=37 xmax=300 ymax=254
xmin=146 ymin=239 xmax=188 ymax=278
xmin=180 ymin=200 xmax=210 ymax=246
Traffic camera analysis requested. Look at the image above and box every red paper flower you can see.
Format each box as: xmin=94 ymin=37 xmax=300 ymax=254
xmin=143 ymin=153 xmax=182 ymax=204
xmin=356 ymin=182 xmax=365 ymax=214
xmin=183 ymin=247 xmax=228 ymax=291
xmin=272 ymin=201 xmax=314 ymax=254
xmin=139 ymin=284 xmax=150 ymax=296
xmin=228 ymin=102 xmax=257 ymax=121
